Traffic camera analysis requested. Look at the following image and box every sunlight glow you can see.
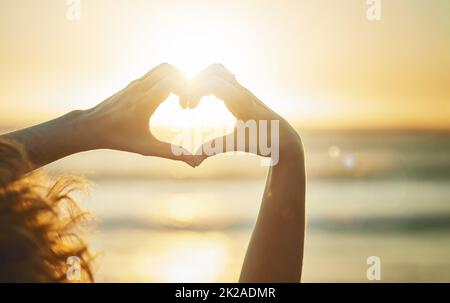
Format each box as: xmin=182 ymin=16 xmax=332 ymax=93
xmin=150 ymin=95 xmax=236 ymax=153
xmin=135 ymin=234 xmax=228 ymax=282
xmin=160 ymin=241 xmax=225 ymax=282
xmin=163 ymin=194 xmax=206 ymax=224
xmin=152 ymin=19 xmax=244 ymax=78
xmin=150 ymin=95 xmax=236 ymax=128
xmin=148 ymin=26 xmax=241 ymax=149
xmin=158 ymin=193 xmax=222 ymax=226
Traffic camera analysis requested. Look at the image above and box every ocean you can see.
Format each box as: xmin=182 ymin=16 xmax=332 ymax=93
xmin=44 ymin=130 xmax=450 ymax=282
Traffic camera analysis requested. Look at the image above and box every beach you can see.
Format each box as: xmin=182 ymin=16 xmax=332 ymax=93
xmin=46 ymin=131 xmax=450 ymax=282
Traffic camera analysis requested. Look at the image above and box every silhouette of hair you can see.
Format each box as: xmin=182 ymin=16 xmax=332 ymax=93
xmin=0 ymin=138 xmax=93 ymax=282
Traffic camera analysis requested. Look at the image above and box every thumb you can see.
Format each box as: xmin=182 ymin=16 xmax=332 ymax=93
xmin=149 ymin=141 xmax=200 ymax=168
xmin=194 ymin=130 xmax=251 ymax=166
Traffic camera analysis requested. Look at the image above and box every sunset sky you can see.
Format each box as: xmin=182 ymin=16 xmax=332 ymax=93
xmin=0 ymin=0 xmax=449 ymax=129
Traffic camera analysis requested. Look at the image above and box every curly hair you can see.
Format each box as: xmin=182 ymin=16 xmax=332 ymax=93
xmin=0 ymin=138 xmax=93 ymax=282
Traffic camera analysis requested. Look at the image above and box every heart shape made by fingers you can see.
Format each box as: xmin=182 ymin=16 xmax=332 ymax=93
xmin=150 ymin=94 xmax=236 ymax=155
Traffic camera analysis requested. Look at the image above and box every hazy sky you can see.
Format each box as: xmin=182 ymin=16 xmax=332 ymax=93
xmin=0 ymin=0 xmax=449 ymax=129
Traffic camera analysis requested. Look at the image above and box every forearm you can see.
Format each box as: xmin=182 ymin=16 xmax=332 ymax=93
xmin=240 ymin=135 xmax=306 ymax=282
xmin=1 ymin=110 xmax=93 ymax=170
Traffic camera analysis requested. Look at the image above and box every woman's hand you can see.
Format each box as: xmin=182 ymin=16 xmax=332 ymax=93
xmin=83 ymin=63 xmax=196 ymax=166
xmin=3 ymin=63 xmax=198 ymax=169
xmin=186 ymin=64 xmax=302 ymax=165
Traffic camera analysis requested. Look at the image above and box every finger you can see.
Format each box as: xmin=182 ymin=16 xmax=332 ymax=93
xmin=204 ymin=64 xmax=256 ymax=99
xmin=127 ymin=63 xmax=170 ymax=89
xmin=189 ymin=74 xmax=248 ymax=117
xmin=194 ymin=132 xmax=234 ymax=166
xmin=189 ymin=63 xmax=252 ymax=113
xmin=193 ymin=64 xmax=274 ymax=119
xmin=136 ymin=63 xmax=187 ymax=92
xmin=195 ymin=63 xmax=236 ymax=83
xmin=151 ymin=141 xmax=200 ymax=168
xmin=140 ymin=63 xmax=179 ymax=82
xmin=194 ymin=128 xmax=263 ymax=166
xmin=183 ymin=64 xmax=230 ymax=109
xmin=179 ymin=94 xmax=190 ymax=109
xmin=141 ymin=74 xmax=188 ymax=114
xmin=198 ymin=64 xmax=270 ymax=109
xmin=212 ymin=65 xmax=273 ymax=112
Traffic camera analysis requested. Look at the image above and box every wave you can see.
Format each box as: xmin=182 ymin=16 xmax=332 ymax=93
xmin=97 ymin=213 xmax=450 ymax=233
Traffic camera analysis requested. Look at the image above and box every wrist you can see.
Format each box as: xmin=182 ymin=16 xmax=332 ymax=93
xmin=2 ymin=109 xmax=97 ymax=169
xmin=54 ymin=109 xmax=100 ymax=152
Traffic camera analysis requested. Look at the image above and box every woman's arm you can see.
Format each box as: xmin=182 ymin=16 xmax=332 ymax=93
xmin=3 ymin=110 xmax=95 ymax=170
xmin=240 ymin=142 xmax=305 ymax=282
xmin=192 ymin=64 xmax=306 ymax=282
xmin=1 ymin=63 xmax=197 ymax=171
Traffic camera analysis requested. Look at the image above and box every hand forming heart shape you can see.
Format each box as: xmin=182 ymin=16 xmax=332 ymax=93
xmin=84 ymin=63 xmax=299 ymax=168
xmin=1 ymin=65 xmax=306 ymax=283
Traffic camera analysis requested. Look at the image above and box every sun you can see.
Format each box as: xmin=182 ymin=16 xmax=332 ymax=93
xmin=148 ymin=27 xmax=243 ymax=146
xmin=150 ymin=13 xmax=246 ymax=78
xmin=157 ymin=33 xmax=231 ymax=78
